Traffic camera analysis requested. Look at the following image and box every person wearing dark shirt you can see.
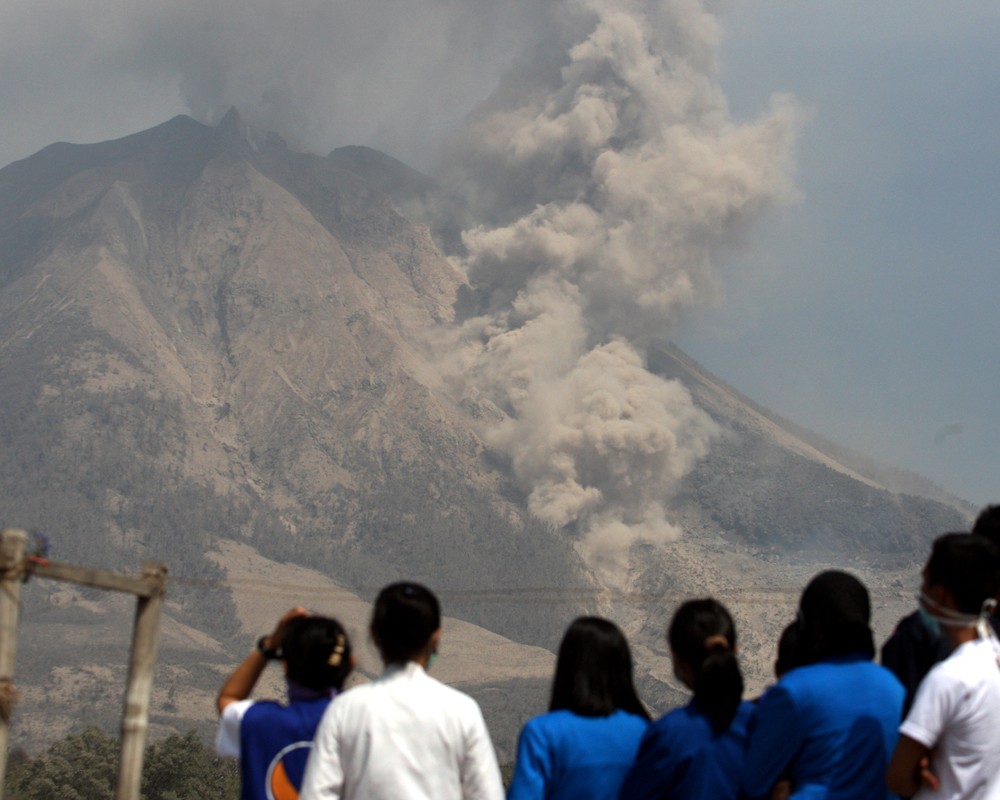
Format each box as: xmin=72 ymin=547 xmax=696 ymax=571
xmin=881 ymin=504 xmax=1000 ymax=713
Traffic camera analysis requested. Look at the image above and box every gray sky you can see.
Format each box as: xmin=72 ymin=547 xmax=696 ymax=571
xmin=2 ymin=0 xmax=996 ymax=507
xmin=677 ymin=1 xmax=999 ymax=507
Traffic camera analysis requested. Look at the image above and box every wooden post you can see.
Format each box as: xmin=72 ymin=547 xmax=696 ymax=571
xmin=0 ymin=543 xmax=167 ymax=800
xmin=0 ymin=529 xmax=27 ymax=800
xmin=115 ymin=561 xmax=166 ymax=800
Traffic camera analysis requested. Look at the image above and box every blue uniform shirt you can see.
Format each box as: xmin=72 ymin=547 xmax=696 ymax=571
xmin=743 ymin=655 xmax=904 ymax=800
xmin=619 ymin=700 xmax=755 ymax=800
xmin=507 ymin=709 xmax=649 ymax=800
xmin=218 ymin=697 xmax=332 ymax=800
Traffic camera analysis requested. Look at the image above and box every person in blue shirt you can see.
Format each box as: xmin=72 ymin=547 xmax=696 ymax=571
xmin=507 ymin=616 xmax=650 ymax=800
xmin=216 ymin=607 xmax=353 ymax=800
xmin=619 ymin=598 xmax=754 ymax=800
xmin=743 ymin=571 xmax=904 ymax=800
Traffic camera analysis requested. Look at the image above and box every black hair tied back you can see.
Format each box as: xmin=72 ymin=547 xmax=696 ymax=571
xmin=669 ymin=599 xmax=744 ymax=734
xmin=282 ymin=616 xmax=353 ymax=692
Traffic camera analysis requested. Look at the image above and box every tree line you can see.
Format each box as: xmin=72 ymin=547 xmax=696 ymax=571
xmin=4 ymin=727 xmax=238 ymax=800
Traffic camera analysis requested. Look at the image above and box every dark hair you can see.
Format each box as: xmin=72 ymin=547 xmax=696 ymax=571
xmin=797 ymin=570 xmax=875 ymax=664
xmin=549 ymin=617 xmax=649 ymax=720
xmin=281 ymin=616 xmax=353 ymax=691
xmin=775 ymin=621 xmax=803 ymax=678
xmin=371 ymin=582 xmax=441 ymax=665
xmin=926 ymin=532 xmax=1000 ymax=614
xmin=972 ymin=505 xmax=1000 ymax=549
xmin=668 ymin=599 xmax=743 ymax=733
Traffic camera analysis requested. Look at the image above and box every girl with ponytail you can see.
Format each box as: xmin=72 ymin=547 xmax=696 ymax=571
xmin=619 ymin=599 xmax=753 ymax=800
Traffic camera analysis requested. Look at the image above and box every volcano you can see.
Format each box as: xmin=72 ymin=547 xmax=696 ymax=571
xmin=0 ymin=112 xmax=967 ymax=755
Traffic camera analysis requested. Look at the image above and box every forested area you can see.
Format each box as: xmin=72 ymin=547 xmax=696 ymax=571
xmin=3 ymin=728 xmax=238 ymax=799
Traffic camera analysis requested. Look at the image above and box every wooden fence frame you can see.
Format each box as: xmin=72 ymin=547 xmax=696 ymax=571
xmin=0 ymin=528 xmax=167 ymax=800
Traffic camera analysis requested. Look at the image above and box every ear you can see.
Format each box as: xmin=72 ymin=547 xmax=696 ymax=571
xmin=925 ymin=581 xmax=952 ymax=608
xmin=936 ymin=584 xmax=960 ymax=612
xmin=670 ymin=648 xmax=696 ymax=691
xmin=429 ymin=628 xmax=442 ymax=653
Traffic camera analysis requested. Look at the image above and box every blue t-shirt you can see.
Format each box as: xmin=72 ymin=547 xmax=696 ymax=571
xmin=236 ymin=698 xmax=331 ymax=800
xmin=743 ymin=656 xmax=904 ymax=800
xmin=619 ymin=700 xmax=755 ymax=800
xmin=507 ymin=709 xmax=649 ymax=800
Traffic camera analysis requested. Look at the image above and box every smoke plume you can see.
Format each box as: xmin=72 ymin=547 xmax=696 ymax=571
xmin=3 ymin=0 xmax=799 ymax=573
xmin=439 ymin=0 xmax=799 ymax=571
xmin=0 ymin=0 xmax=551 ymax=170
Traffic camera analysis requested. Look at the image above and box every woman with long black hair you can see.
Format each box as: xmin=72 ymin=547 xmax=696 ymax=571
xmin=506 ymin=616 xmax=650 ymax=799
xmin=619 ymin=598 xmax=753 ymax=800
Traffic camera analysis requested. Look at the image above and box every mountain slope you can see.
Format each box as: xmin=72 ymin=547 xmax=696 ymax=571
xmin=0 ymin=112 xmax=969 ymax=753
xmin=0 ymin=110 xmax=586 ymax=646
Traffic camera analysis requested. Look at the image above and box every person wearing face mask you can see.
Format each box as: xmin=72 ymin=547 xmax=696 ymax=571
xmin=886 ymin=533 xmax=1000 ymax=800
xmin=881 ymin=504 xmax=1000 ymax=714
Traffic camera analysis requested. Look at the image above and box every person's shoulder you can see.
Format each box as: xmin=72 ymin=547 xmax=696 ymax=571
xmin=520 ymin=710 xmax=570 ymax=736
xmin=612 ymin=708 xmax=651 ymax=733
xmin=323 ymin=679 xmax=373 ymax=712
xmin=733 ymin=699 xmax=756 ymax=726
xmin=525 ymin=710 xmax=647 ymax=742
xmin=420 ymin=670 xmax=484 ymax=711
xmin=650 ymin=702 xmax=707 ymax=737
xmin=888 ymin=610 xmax=927 ymax=637
xmin=771 ymin=663 xmax=818 ymax=692
xmin=219 ymin=698 xmax=257 ymax=729
xmin=930 ymin=639 xmax=998 ymax=683
xmin=243 ymin=699 xmax=283 ymax=716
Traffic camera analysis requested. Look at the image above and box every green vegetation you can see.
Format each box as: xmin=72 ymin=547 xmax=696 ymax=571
xmin=4 ymin=728 xmax=238 ymax=800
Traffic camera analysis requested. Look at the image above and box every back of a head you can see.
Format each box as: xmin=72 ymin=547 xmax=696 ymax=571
xmin=549 ymin=616 xmax=649 ymax=720
xmin=798 ymin=570 xmax=875 ymax=663
xmin=281 ymin=616 xmax=353 ymax=692
xmin=371 ymin=582 xmax=441 ymax=665
xmin=668 ymin=598 xmax=743 ymax=733
xmin=972 ymin=505 xmax=1000 ymax=550
xmin=926 ymin=532 xmax=1000 ymax=615
xmin=775 ymin=621 xmax=803 ymax=678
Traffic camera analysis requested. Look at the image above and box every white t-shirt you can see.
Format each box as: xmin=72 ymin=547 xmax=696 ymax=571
xmin=215 ymin=698 xmax=255 ymax=758
xmin=299 ymin=661 xmax=504 ymax=800
xmin=900 ymin=637 xmax=1000 ymax=799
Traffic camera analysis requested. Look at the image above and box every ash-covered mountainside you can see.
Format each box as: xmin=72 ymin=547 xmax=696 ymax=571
xmin=0 ymin=111 xmax=967 ymax=646
xmin=0 ymin=111 xmax=973 ymax=754
xmin=0 ymin=109 xmax=586 ymax=644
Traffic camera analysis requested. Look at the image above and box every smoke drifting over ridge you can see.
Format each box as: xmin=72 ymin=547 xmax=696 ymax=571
xmin=1 ymin=0 xmax=552 ymax=169
xmin=3 ymin=0 xmax=799 ymax=571
xmin=438 ymin=0 xmax=799 ymax=570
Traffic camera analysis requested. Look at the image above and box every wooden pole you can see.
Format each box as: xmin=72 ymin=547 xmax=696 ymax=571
xmin=114 ymin=561 xmax=166 ymax=800
xmin=0 ymin=529 xmax=27 ymax=800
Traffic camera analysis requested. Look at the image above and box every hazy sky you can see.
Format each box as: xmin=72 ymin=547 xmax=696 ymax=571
xmin=680 ymin=1 xmax=1000 ymax=507
xmin=2 ymin=0 xmax=996 ymax=507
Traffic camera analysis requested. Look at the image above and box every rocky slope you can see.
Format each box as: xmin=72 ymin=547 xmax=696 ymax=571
xmin=0 ymin=112 xmax=969 ymax=754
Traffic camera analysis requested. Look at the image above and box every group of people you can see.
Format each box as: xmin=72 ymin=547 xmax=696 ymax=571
xmin=215 ymin=506 xmax=1000 ymax=800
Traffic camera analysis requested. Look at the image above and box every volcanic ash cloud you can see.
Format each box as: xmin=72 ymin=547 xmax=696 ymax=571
xmin=444 ymin=0 xmax=800 ymax=571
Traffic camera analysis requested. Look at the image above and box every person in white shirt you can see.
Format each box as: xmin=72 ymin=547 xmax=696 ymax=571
xmin=299 ymin=581 xmax=504 ymax=800
xmin=886 ymin=532 xmax=1000 ymax=800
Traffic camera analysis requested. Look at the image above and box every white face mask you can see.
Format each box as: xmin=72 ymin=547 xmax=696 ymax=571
xmin=917 ymin=591 xmax=998 ymax=641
